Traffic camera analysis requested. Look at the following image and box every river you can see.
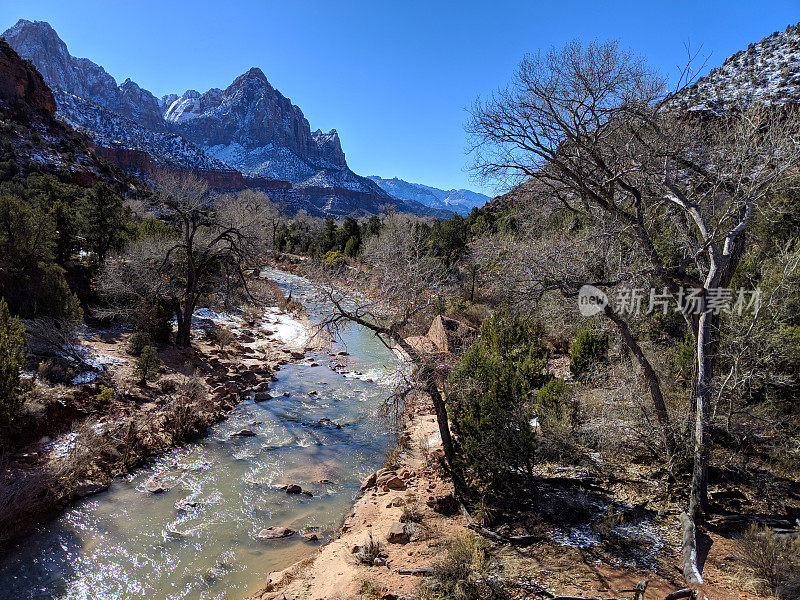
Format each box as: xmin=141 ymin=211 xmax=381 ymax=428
xmin=0 ymin=269 xmax=401 ymax=600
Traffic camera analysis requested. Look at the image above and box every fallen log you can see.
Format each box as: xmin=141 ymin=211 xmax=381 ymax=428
xmin=663 ymin=590 xmax=692 ymax=600
xmin=680 ymin=511 xmax=704 ymax=589
xmin=397 ymin=567 xmax=433 ymax=576
xmin=459 ymin=502 xmax=541 ymax=545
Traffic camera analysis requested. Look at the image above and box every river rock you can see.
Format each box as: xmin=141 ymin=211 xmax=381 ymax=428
xmin=376 ymin=470 xmax=406 ymax=491
xmin=257 ymin=526 xmax=295 ymax=539
xmin=252 ymin=391 xmax=272 ymax=402
xmin=144 ymin=476 xmax=168 ymax=494
xmin=232 ymin=428 xmax=256 ymax=437
xmin=387 ymin=522 xmax=408 ymax=543
xmin=290 ymin=350 xmax=305 ymax=359
xmin=75 ymin=480 xmax=109 ymax=497
xmin=285 ymin=484 xmax=302 ymax=494
xmin=303 ymin=532 xmax=319 ymax=542
xmin=360 ymin=472 xmax=377 ymax=491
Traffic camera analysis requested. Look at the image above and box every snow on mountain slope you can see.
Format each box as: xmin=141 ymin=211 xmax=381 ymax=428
xmin=672 ymin=22 xmax=800 ymax=114
xmin=368 ymin=176 xmax=490 ymax=215
xmin=53 ymin=89 xmax=232 ymax=171
xmin=1 ymin=18 xmax=462 ymax=217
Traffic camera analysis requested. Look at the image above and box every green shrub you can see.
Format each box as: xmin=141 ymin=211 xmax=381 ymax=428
xmin=35 ymin=264 xmax=83 ymax=322
xmin=536 ymin=378 xmax=574 ymax=427
xmin=95 ymin=385 xmax=114 ymax=404
xmin=447 ymin=312 xmax=548 ymax=496
xmin=323 ymin=249 xmax=346 ymax=267
xmin=0 ymin=297 xmax=26 ymax=429
xmin=134 ymin=345 xmax=162 ymax=385
xmin=673 ymin=332 xmax=695 ymax=382
xmin=126 ymin=332 xmax=151 ymax=356
xmin=569 ymin=325 xmax=607 ymax=377
xmin=343 ymin=236 xmax=357 ymax=257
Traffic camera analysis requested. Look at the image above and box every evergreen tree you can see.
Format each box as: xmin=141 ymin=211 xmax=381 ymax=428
xmin=81 ymin=183 xmax=131 ymax=265
xmin=0 ymin=297 xmax=27 ymax=430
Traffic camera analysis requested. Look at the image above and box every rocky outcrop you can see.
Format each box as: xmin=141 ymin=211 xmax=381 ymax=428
xmin=0 ymin=38 xmax=56 ymax=119
xmin=671 ymin=22 xmax=800 ymax=114
xmin=119 ymin=78 xmax=164 ymax=131
xmin=167 ymin=69 xmax=327 ymax=159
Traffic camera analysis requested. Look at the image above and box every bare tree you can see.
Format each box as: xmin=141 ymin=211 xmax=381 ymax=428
xmin=100 ymin=173 xmax=270 ymax=346
xmin=468 ymin=39 xmax=800 ymax=523
xmin=312 ymin=214 xmax=461 ymax=479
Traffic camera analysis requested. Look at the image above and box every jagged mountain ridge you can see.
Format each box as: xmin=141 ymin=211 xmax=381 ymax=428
xmin=368 ymin=176 xmax=490 ymax=215
xmin=1 ymin=18 xmax=440 ymax=217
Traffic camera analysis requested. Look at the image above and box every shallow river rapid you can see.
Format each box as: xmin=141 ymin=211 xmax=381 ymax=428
xmin=0 ymin=269 xmax=401 ymax=600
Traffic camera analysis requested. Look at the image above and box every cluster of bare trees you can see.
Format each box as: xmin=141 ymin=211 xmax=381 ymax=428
xmin=467 ymin=39 xmax=800 ymax=522
xmin=312 ymin=215 xmax=462 ymax=473
xmin=311 ymin=40 xmax=799 ymax=600
xmin=100 ymin=173 xmax=274 ymax=346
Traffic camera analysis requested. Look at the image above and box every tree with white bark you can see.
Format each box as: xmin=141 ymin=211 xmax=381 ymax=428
xmin=467 ymin=39 xmax=800 ymax=523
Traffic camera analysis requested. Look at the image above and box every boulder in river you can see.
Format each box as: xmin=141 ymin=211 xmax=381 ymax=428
xmin=144 ymin=476 xmax=168 ymax=494
xmin=285 ymin=484 xmax=302 ymax=494
xmin=252 ymin=391 xmax=272 ymax=402
xmin=231 ymin=428 xmax=256 ymax=437
xmin=257 ymin=526 xmax=296 ymax=539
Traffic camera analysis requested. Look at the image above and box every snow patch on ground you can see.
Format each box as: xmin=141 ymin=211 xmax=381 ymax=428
xmin=549 ymin=524 xmax=601 ymax=548
xmin=262 ymin=308 xmax=309 ymax=346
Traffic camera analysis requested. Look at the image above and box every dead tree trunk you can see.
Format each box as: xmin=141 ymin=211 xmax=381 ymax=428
xmin=680 ymin=511 xmax=706 ymax=598
xmin=690 ymin=309 xmax=716 ymax=521
xmin=605 ymin=307 xmax=676 ymax=454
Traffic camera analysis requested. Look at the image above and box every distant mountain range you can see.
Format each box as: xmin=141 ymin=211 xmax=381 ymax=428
xmin=1 ymin=19 xmax=456 ymax=218
xmin=367 ymin=177 xmax=490 ymax=215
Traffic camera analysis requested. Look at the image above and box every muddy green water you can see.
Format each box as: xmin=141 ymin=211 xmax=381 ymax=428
xmin=0 ymin=270 xmax=401 ymax=600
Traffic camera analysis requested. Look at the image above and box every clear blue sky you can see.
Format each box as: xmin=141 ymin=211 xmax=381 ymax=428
xmin=1 ymin=1 xmax=798 ymax=195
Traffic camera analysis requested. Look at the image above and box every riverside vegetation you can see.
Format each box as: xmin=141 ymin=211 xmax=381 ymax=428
xmin=1 ymin=20 xmax=800 ymax=600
